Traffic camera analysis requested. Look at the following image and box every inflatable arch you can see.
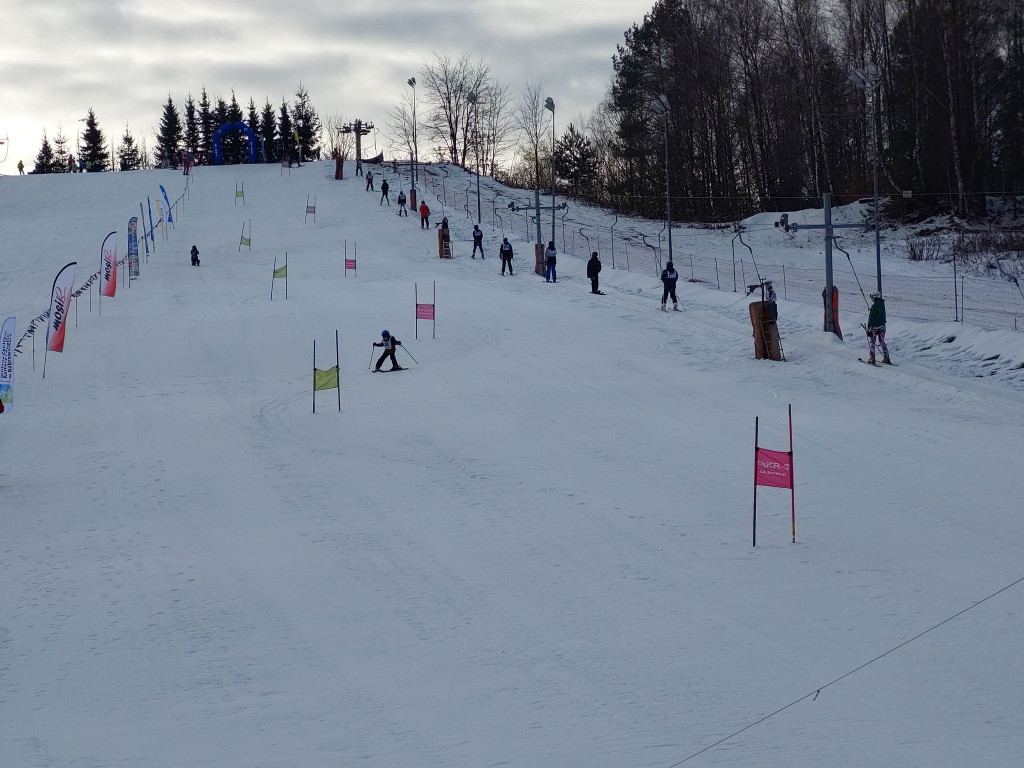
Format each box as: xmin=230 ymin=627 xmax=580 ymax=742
xmin=212 ymin=121 xmax=259 ymax=164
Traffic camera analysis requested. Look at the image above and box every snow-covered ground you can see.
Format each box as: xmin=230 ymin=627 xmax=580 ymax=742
xmin=2 ymin=162 xmax=1022 ymax=767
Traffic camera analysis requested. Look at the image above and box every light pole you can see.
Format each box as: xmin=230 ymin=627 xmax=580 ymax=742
xmin=468 ymin=92 xmax=482 ymax=224
xmin=407 ymin=77 xmax=418 ymax=195
xmin=544 ymin=97 xmax=555 ymax=248
xmin=850 ymin=62 xmax=882 ymax=295
xmin=650 ymin=94 xmax=673 ymax=266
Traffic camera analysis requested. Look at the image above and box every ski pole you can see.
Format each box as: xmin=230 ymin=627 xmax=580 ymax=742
xmin=368 ymin=345 xmax=376 ymax=370
xmin=401 ymin=345 xmax=419 ymax=365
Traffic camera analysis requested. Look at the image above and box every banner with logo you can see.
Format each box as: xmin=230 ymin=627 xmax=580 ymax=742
xmin=46 ymin=262 xmax=77 ymax=353
xmin=752 ymin=405 xmax=796 ymax=547
xmin=128 ymin=217 xmax=140 ymax=277
xmin=0 ymin=316 xmax=14 ymax=413
xmin=100 ymin=231 xmax=117 ymax=298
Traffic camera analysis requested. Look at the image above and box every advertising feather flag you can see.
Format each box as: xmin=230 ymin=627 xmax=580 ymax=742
xmin=160 ymin=185 xmax=173 ymax=224
xmin=100 ymin=231 xmax=117 ymax=299
xmin=43 ymin=262 xmax=77 ymax=378
xmin=1 ymin=316 xmax=14 ymax=413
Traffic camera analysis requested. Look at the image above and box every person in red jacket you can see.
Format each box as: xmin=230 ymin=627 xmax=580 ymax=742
xmin=419 ymin=201 xmax=430 ymax=229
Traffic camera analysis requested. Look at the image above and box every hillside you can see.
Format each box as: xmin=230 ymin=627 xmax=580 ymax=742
xmin=1 ymin=162 xmax=1022 ymax=768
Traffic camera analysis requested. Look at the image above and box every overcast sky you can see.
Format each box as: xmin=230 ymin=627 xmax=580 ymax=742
xmin=1 ymin=1 xmax=654 ymax=172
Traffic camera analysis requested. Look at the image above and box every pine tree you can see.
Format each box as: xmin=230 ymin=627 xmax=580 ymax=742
xmin=34 ymin=131 xmax=57 ymax=174
xmin=52 ymin=124 xmax=71 ymax=173
xmin=183 ymin=94 xmax=199 ymax=159
xmin=118 ymin=123 xmax=144 ymax=171
xmin=156 ymin=95 xmax=182 ymax=167
xmin=79 ymin=108 xmax=110 ymax=172
xmin=553 ymin=123 xmax=599 ymax=196
xmin=226 ymin=91 xmax=245 ymax=163
xmin=260 ymin=99 xmax=277 ymax=162
xmin=277 ymin=100 xmax=293 ymax=162
xmin=292 ymin=83 xmax=322 ymax=161
xmin=198 ymin=87 xmax=214 ymax=164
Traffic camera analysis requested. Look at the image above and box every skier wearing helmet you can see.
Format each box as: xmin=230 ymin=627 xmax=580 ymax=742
xmin=865 ymin=293 xmax=891 ymax=364
xmin=372 ymin=330 xmax=403 ymax=372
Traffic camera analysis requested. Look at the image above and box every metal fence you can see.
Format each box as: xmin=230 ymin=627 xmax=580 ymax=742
xmin=416 ymin=166 xmax=1024 ymax=332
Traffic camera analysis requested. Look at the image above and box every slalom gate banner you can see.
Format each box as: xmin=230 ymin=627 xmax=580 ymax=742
xmin=100 ymin=231 xmax=117 ymax=297
xmin=313 ymin=366 xmax=338 ymax=391
xmin=0 ymin=316 xmax=14 ymax=413
xmin=752 ymin=404 xmax=796 ymax=546
xmin=46 ymin=262 xmax=77 ymax=353
xmin=312 ymin=331 xmax=341 ymax=413
xmin=128 ymin=217 xmax=140 ymax=277
xmin=160 ymin=185 xmax=173 ymax=223
xmin=415 ymin=282 xmax=436 ymax=339
xmin=755 ymin=448 xmax=793 ymax=489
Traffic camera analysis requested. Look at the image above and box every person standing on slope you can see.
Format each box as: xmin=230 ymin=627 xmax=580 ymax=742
xmin=365 ymin=170 xmax=374 ymax=191
xmin=661 ymin=261 xmax=679 ymax=310
xmin=587 ymin=251 xmax=603 ymax=294
xmin=545 ymin=241 xmax=557 ymax=282
xmin=379 ymin=178 xmax=390 ymax=205
xmin=471 ymin=225 xmax=484 ymax=259
xmin=419 ymin=201 xmax=430 ymax=229
xmin=396 ymin=189 xmax=408 ymax=216
xmin=865 ymin=293 xmax=891 ymax=364
xmin=499 ymin=237 xmax=514 ymax=275
xmin=190 ymin=245 xmax=200 ymax=266
xmin=372 ymin=330 xmax=403 ymax=372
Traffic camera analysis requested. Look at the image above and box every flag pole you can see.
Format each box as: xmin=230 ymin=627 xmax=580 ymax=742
xmin=312 ymin=339 xmax=316 ymax=414
xmin=789 ymin=404 xmax=796 ymax=543
xmin=335 ymin=329 xmax=341 ymax=412
xmin=271 ymin=257 xmax=276 ymax=300
xmin=753 ymin=416 xmax=759 ymax=547
xmin=285 ymin=252 xmax=288 ymax=300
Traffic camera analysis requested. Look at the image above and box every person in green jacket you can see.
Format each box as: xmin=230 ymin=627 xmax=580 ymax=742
xmin=866 ymin=293 xmax=891 ymax=364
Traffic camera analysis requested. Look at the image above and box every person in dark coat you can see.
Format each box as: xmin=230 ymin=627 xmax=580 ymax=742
xmin=471 ymin=225 xmax=484 ymax=259
xmin=396 ymin=190 xmax=408 ymax=216
xmin=372 ymin=330 xmax=403 ymax=371
xmin=545 ymin=241 xmax=557 ymax=282
xmin=661 ymin=261 xmax=679 ymax=310
xmin=419 ymin=201 xmax=430 ymax=229
xmin=866 ymin=293 xmax=891 ymax=364
xmin=499 ymin=237 xmax=514 ymax=275
xmin=365 ymin=170 xmax=374 ymax=191
xmin=379 ymin=178 xmax=390 ymax=205
xmin=190 ymin=245 xmax=200 ymax=266
xmin=587 ymin=251 xmax=603 ymax=294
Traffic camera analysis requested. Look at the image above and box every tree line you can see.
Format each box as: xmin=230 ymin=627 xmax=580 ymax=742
xmin=30 ymin=0 xmax=1024 ymax=226
xmin=31 ymin=83 xmax=323 ymax=173
xmin=389 ymin=1 xmax=1023 ymax=223
xmin=598 ymin=0 xmax=1024 ymax=222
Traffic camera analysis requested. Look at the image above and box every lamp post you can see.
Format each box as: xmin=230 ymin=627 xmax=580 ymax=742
xmin=544 ymin=97 xmax=555 ymax=248
xmin=468 ymin=92 xmax=482 ymax=224
xmin=650 ymin=94 xmax=673 ymax=266
xmin=407 ymin=77 xmax=418 ymax=195
xmin=850 ymin=62 xmax=882 ymax=295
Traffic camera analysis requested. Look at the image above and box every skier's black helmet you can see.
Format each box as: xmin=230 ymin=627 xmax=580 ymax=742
xmin=382 ymin=330 xmax=390 ymax=337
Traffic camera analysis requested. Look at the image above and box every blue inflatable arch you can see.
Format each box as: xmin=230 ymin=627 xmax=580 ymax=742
xmin=212 ymin=121 xmax=259 ymax=164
